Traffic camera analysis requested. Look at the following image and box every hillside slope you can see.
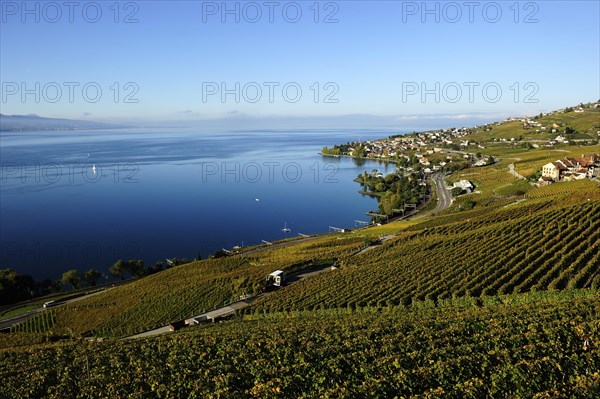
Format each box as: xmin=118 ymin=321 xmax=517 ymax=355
xmin=9 ymin=178 xmax=598 ymax=339
xmin=1 ymin=289 xmax=598 ymax=398
xmin=251 ymin=184 xmax=599 ymax=313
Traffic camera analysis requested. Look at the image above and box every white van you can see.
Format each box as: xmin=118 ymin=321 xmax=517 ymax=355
xmin=43 ymin=301 xmax=57 ymax=308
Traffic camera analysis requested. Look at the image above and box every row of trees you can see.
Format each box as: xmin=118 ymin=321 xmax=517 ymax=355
xmin=61 ymin=259 xmax=169 ymax=289
xmin=2 ymin=248 xmax=231 ymax=305
xmin=1 ymin=259 xmax=164 ymax=305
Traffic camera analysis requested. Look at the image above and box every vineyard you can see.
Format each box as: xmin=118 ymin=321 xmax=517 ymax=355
xmin=250 ymin=197 xmax=600 ymax=313
xmin=26 ymin=234 xmax=367 ymax=337
xmin=0 ymin=289 xmax=597 ymax=398
xmin=5 ymin=179 xmax=598 ymax=339
xmin=0 ymin=129 xmax=599 ymax=396
xmin=526 ymin=179 xmax=600 ymax=199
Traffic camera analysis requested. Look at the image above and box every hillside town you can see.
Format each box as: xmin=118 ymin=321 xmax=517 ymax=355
xmin=322 ymin=102 xmax=600 ymax=180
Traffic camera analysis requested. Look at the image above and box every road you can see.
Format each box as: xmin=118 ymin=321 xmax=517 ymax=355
xmin=408 ymin=174 xmax=452 ymax=220
xmin=432 ymin=174 xmax=453 ymax=214
xmin=406 ymin=173 xmax=452 ymax=221
xmin=125 ymin=264 xmax=337 ymax=339
xmin=0 ymin=308 xmax=45 ymax=331
xmin=508 ymin=163 xmax=526 ymax=180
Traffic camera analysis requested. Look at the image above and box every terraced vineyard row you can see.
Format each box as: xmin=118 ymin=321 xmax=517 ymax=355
xmin=10 ymin=310 xmax=56 ymax=334
xmin=251 ymin=200 xmax=600 ymax=312
xmin=42 ymin=235 xmax=365 ymax=337
xmin=0 ymin=289 xmax=597 ymax=398
xmin=526 ymin=179 xmax=599 ymax=198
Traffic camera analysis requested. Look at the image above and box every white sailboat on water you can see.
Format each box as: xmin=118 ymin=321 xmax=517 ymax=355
xmin=282 ymin=222 xmax=291 ymax=233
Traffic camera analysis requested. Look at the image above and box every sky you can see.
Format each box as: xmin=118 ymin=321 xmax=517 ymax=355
xmin=1 ymin=0 xmax=599 ymax=128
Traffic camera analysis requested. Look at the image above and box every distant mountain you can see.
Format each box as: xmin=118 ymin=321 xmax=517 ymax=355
xmin=0 ymin=114 xmax=127 ymax=132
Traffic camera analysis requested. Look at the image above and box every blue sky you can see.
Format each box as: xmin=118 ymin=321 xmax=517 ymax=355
xmin=1 ymin=0 xmax=599 ymax=127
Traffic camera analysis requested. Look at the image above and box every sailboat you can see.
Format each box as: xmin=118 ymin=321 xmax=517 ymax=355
xmin=92 ymin=164 xmax=97 ymax=174
xmin=282 ymin=222 xmax=291 ymax=233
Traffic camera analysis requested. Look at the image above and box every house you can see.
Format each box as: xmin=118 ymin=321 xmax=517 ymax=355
xmin=555 ymin=135 xmax=568 ymax=143
xmin=540 ymin=154 xmax=600 ymax=181
xmin=453 ymin=180 xmax=474 ymax=193
xmin=541 ymin=162 xmax=564 ymax=181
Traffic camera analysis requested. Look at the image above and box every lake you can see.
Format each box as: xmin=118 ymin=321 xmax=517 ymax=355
xmin=0 ymin=128 xmax=399 ymax=280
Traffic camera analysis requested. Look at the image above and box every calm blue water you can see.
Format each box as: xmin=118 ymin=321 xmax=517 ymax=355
xmin=0 ymin=128 xmax=398 ymax=279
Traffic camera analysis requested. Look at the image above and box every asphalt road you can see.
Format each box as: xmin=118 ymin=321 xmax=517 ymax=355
xmin=126 ymin=264 xmax=336 ymax=339
xmin=433 ymin=174 xmax=453 ymax=214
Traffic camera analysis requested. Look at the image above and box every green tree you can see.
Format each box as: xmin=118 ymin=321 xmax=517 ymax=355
xmin=353 ymin=144 xmax=365 ymax=158
xmin=83 ymin=269 xmax=101 ymax=286
xmin=0 ymin=269 xmax=35 ymax=304
xmin=61 ymin=269 xmax=81 ymax=290
xmin=127 ymin=260 xmax=145 ymax=278
xmin=451 ymin=187 xmax=464 ymax=197
xmin=109 ymin=259 xmax=127 ymax=280
xmin=146 ymin=262 xmax=164 ymax=275
xmin=50 ymin=280 xmax=62 ymax=293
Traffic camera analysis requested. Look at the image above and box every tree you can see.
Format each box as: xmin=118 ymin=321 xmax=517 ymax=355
xmin=83 ymin=269 xmax=101 ymax=286
xmin=127 ymin=260 xmax=145 ymax=278
xmin=50 ymin=280 xmax=62 ymax=293
xmin=146 ymin=262 xmax=164 ymax=275
xmin=460 ymin=200 xmax=477 ymax=211
xmin=212 ymin=250 xmax=229 ymax=259
xmin=353 ymin=144 xmax=365 ymax=158
xmin=35 ymin=279 xmax=54 ymax=297
xmin=451 ymin=187 xmax=465 ymax=197
xmin=61 ymin=269 xmax=81 ymax=290
xmin=109 ymin=259 xmax=127 ymax=280
xmin=0 ymin=269 xmax=35 ymax=305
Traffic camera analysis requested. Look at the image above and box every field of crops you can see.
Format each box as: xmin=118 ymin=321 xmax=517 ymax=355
xmin=7 ymin=178 xmax=598 ymax=339
xmin=526 ymin=179 xmax=599 ymax=199
xmin=251 ymin=197 xmax=600 ymax=312
xmin=0 ymin=289 xmax=597 ymax=398
xmin=30 ymin=234 xmax=367 ymax=337
xmin=446 ymin=142 xmax=599 ymax=210
xmin=467 ymin=106 xmax=599 ymax=143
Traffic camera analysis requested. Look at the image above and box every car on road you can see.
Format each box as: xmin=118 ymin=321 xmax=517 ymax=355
xmin=43 ymin=301 xmax=58 ymax=308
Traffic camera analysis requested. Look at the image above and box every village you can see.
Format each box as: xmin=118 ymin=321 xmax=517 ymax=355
xmin=322 ymin=102 xmax=600 ymax=183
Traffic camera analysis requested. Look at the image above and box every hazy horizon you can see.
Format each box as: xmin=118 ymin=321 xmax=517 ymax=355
xmin=2 ymin=1 xmax=598 ymax=123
